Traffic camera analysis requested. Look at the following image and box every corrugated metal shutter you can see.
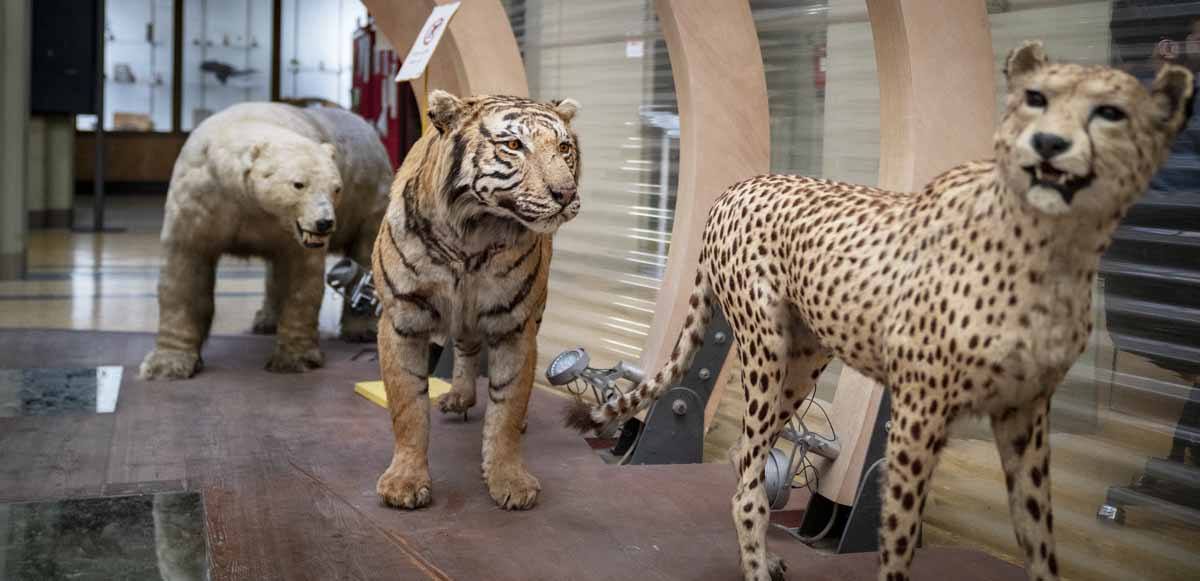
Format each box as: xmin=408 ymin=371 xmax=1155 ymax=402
xmin=499 ymin=0 xmax=680 ymax=387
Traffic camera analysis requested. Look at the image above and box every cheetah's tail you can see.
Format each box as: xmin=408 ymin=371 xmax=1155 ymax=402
xmin=563 ymin=270 xmax=714 ymax=434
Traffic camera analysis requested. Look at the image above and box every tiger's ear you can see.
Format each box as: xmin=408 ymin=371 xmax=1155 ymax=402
xmin=427 ymin=89 xmax=464 ymax=133
xmin=1005 ymin=41 xmax=1048 ymax=87
xmin=552 ymin=98 xmax=580 ymax=123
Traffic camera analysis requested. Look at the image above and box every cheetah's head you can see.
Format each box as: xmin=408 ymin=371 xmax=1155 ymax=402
xmin=996 ymin=41 xmax=1195 ymax=217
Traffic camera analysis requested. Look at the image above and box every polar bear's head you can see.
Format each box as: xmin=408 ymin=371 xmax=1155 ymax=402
xmin=243 ymin=139 xmax=343 ymax=249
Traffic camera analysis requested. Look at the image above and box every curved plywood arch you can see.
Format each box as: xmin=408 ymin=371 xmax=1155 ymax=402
xmin=640 ymin=0 xmax=771 ymax=376
xmin=817 ymin=0 xmax=996 ymax=504
xmin=360 ymin=0 xmax=528 ymax=108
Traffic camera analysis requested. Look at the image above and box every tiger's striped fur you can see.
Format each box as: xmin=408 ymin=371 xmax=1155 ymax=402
xmin=372 ymin=90 xmax=581 ymax=510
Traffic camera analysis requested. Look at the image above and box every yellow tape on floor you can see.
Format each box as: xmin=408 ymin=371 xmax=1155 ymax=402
xmin=354 ymin=378 xmax=452 ymax=408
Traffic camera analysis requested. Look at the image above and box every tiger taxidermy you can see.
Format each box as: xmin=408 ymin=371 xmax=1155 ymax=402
xmin=372 ymin=90 xmax=581 ymax=510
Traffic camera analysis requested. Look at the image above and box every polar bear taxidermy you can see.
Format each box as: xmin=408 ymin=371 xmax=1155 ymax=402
xmin=140 ymin=102 xmax=393 ymax=380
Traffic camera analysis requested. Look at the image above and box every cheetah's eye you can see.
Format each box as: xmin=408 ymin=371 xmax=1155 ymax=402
xmin=505 ymin=139 xmax=522 ymax=150
xmin=293 ymin=182 xmax=305 ymax=190
xmin=1025 ymin=90 xmax=1047 ymax=108
xmin=1093 ymin=105 xmax=1127 ymax=122
xmin=558 ymin=142 xmax=572 ymax=155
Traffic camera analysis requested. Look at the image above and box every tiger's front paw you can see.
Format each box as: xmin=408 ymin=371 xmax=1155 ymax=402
xmin=436 ymin=390 xmax=476 ymax=415
xmin=485 ymin=463 xmax=540 ymax=510
xmin=265 ymin=345 xmax=324 ymax=373
xmin=377 ymin=464 xmax=432 ymax=509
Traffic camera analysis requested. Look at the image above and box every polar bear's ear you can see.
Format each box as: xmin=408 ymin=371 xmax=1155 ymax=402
xmin=552 ymin=98 xmax=580 ymax=123
xmin=320 ymin=142 xmax=337 ymax=160
xmin=241 ymin=141 xmax=268 ymax=176
xmin=427 ymin=89 xmax=464 ymax=133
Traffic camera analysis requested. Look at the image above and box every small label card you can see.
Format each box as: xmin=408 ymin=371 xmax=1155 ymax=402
xmin=395 ymin=2 xmax=462 ymax=82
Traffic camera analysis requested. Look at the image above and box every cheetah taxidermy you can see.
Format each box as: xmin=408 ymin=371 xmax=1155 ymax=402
xmin=566 ymin=42 xmax=1194 ymax=581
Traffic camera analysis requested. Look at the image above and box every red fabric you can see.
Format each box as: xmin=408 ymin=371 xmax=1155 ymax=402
xmin=352 ymin=21 xmax=422 ymax=170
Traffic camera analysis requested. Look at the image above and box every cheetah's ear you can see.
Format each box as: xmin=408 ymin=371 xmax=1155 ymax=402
xmin=426 ymin=89 xmax=464 ymax=134
xmin=1004 ymin=41 xmax=1048 ymax=85
xmin=1151 ymin=63 xmax=1195 ymax=133
xmin=552 ymin=98 xmax=580 ymax=123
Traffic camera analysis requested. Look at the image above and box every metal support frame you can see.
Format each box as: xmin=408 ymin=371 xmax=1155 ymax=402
xmin=626 ymin=307 xmax=733 ymax=465
xmin=1098 ymin=457 xmax=1200 ymax=529
xmin=74 ymin=0 xmax=123 ymax=234
xmin=790 ymin=389 xmax=893 ymax=553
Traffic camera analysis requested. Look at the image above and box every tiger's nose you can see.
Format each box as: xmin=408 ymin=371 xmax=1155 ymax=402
xmin=551 ymin=187 xmax=576 ymax=206
xmin=1032 ymin=132 xmax=1071 ymax=160
xmin=315 ymin=219 xmax=335 ymax=234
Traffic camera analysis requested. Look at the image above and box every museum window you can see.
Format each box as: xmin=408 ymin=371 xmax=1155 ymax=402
xmin=278 ymin=0 xmax=366 ymax=108
xmin=79 ymin=0 xmax=175 ymax=132
xmin=180 ymin=0 xmax=272 ymax=130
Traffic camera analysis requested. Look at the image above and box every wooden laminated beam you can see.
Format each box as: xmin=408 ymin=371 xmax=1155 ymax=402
xmin=359 ymin=0 xmax=528 ymax=112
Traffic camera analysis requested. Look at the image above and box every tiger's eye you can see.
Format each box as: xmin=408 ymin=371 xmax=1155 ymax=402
xmin=558 ymin=142 xmax=572 ymax=154
xmin=506 ymin=139 xmax=522 ymax=150
xmin=1024 ymin=90 xmax=1047 ymax=108
xmin=293 ymin=182 xmax=305 ymax=190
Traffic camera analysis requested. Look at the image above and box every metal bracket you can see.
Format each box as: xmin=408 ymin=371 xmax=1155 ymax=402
xmin=626 ymin=306 xmax=733 ymax=465
xmin=836 ymin=387 xmax=893 ymax=553
xmin=793 ymin=388 xmax=893 ymax=553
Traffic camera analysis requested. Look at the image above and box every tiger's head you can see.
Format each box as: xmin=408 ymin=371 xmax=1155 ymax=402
xmin=996 ymin=41 xmax=1194 ymax=217
xmin=426 ymin=90 xmax=581 ymax=234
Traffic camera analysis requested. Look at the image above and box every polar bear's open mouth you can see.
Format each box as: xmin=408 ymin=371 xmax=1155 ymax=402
xmin=295 ymin=221 xmax=331 ymax=249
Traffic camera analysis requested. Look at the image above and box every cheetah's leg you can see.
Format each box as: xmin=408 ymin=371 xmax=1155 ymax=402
xmin=375 ymin=321 xmax=433 ymax=509
xmin=751 ymin=329 xmax=834 ymax=579
xmin=876 ymin=382 xmax=950 ymax=581
xmin=728 ymin=304 xmax=798 ymax=581
xmin=437 ymin=339 xmax=480 ymax=415
xmin=481 ymin=319 xmax=540 ymax=510
xmin=991 ymin=397 xmax=1059 ymax=580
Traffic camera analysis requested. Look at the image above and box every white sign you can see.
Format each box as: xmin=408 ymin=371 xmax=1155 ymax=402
xmin=395 ymin=2 xmax=462 ymax=82
xmin=625 ymin=40 xmax=644 ymax=59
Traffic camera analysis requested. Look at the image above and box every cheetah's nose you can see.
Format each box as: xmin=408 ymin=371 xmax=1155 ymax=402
xmin=315 ymin=219 xmax=335 ymax=234
xmin=1032 ymin=132 xmax=1071 ymax=160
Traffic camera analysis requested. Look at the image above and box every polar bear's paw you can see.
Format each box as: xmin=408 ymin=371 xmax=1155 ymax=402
xmin=265 ymin=345 xmax=324 ymax=373
xmin=338 ymin=313 xmax=377 ymax=343
xmin=139 ymin=349 xmax=202 ymax=381
xmin=251 ymin=308 xmax=278 ymax=335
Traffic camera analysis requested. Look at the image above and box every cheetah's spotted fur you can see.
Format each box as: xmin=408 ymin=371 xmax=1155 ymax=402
xmin=566 ymin=42 xmax=1195 ymax=580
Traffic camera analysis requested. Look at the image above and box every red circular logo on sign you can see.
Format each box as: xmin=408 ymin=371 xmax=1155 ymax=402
xmin=424 ymin=18 xmax=444 ymax=45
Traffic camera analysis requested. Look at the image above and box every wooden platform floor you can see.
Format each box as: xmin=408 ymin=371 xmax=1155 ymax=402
xmin=0 ymin=329 xmax=1024 ymax=580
